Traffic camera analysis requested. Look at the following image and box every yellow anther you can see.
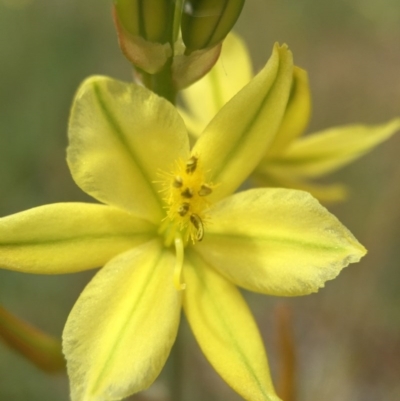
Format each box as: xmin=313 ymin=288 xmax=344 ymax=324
xmin=173 ymin=176 xmax=183 ymax=188
xmin=198 ymin=184 xmax=213 ymax=196
xmin=177 ymin=202 xmax=190 ymax=217
xmin=185 ymin=155 xmax=198 ymax=174
xmin=181 ymin=188 xmax=194 ymax=198
xmin=190 ymin=214 xmax=204 ymax=242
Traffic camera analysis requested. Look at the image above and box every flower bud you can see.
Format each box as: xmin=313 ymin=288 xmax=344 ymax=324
xmin=114 ymin=0 xmax=174 ymax=43
xmin=112 ymin=0 xmax=175 ymax=74
xmin=181 ymin=0 xmax=245 ymax=54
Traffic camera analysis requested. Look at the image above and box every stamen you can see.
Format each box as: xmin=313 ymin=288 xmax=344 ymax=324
xmin=185 ymin=155 xmax=198 ymax=174
xmin=161 ymin=155 xmax=214 ymax=246
xmin=173 ymin=176 xmax=183 ymax=188
xmin=177 ymin=202 xmax=190 ymax=217
xmin=181 ymin=188 xmax=193 ymax=198
xmin=198 ymin=184 xmax=213 ymax=196
xmin=173 ymin=233 xmax=186 ymax=291
xmin=190 ymin=214 xmax=204 ymax=241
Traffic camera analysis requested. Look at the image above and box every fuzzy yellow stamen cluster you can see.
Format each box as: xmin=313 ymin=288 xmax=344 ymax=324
xmin=160 ymin=155 xmax=214 ymax=244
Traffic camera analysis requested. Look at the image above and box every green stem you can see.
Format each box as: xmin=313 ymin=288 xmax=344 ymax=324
xmin=137 ymin=0 xmax=184 ymax=104
xmin=172 ymin=0 xmax=184 ymax=43
xmin=0 ymin=305 xmax=65 ymax=373
xmin=139 ymin=56 xmax=176 ymax=104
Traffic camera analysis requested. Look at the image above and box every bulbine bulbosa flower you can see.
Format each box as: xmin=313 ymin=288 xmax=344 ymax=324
xmin=0 ymin=44 xmax=366 ymax=401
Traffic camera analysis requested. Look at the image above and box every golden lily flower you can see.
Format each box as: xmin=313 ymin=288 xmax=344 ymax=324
xmin=180 ymin=33 xmax=400 ymax=202
xmin=0 ymin=44 xmax=366 ymax=401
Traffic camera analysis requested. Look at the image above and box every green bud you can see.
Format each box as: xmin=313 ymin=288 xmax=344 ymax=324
xmin=181 ymin=0 xmax=245 ymax=54
xmin=114 ymin=0 xmax=174 ymax=43
xmin=113 ymin=0 xmax=175 ymax=73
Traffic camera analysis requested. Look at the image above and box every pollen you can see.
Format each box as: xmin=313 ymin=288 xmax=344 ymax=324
xmin=161 ymin=155 xmax=215 ymax=243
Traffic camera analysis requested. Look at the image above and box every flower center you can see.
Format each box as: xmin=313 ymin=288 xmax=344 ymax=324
xmin=158 ymin=155 xmax=215 ymax=291
xmin=159 ymin=155 xmax=214 ymax=247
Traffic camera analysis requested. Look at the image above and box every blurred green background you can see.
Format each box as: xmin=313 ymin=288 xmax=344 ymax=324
xmin=1 ymin=0 xmax=400 ymax=400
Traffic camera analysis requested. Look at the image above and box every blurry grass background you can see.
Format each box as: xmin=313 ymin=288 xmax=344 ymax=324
xmin=0 ymin=0 xmax=399 ymax=400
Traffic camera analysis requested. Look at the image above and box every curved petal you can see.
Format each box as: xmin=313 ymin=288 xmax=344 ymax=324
xmin=195 ymin=189 xmax=366 ymax=296
xmin=193 ymin=43 xmax=293 ymax=203
xmin=67 ymin=76 xmax=190 ymax=224
xmin=268 ymin=118 xmax=400 ymax=178
xmin=251 ymin=169 xmax=348 ymax=203
xmin=0 ymin=203 xmax=155 ymax=274
xmin=180 ymin=32 xmax=252 ymax=136
xmin=63 ymin=240 xmax=181 ymax=401
xmin=266 ymin=67 xmax=311 ymax=156
xmin=183 ymin=250 xmax=281 ymax=401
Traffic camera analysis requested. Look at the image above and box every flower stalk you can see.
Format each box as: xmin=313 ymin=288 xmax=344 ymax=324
xmin=0 ymin=305 xmax=64 ymax=373
xmin=139 ymin=57 xmax=177 ymax=104
xmin=275 ymin=304 xmax=296 ymax=401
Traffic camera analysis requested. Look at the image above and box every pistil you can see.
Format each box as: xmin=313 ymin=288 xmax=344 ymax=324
xmin=173 ymin=233 xmax=186 ymax=291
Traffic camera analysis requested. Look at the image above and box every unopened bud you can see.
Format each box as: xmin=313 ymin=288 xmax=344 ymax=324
xmin=114 ymin=0 xmax=174 ymax=43
xmin=181 ymin=0 xmax=245 ymax=54
xmin=112 ymin=0 xmax=174 ymax=74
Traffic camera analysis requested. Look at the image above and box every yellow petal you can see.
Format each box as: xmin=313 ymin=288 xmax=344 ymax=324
xmin=193 ymin=43 xmax=293 ymax=203
xmin=266 ymin=67 xmax=311 ymax=156
xmin=268 ymin=118 xmax=400 ymax=178
xmin=197 ymin=189 xmax=366 ymax=296
xmin=183 ymin=250 xmax=281 ymax=401
xmin=0 ymin=203 xmax=155 ymax=274
xmin=64 ymin=240 xmax=181 ymax=401
xmin=180 ymin=32 xmax=252 ymax=136
xmin=252 ymin=169 xmax=348 ymax=203
xmin=67 ymin=76 xmax=190 ymax=224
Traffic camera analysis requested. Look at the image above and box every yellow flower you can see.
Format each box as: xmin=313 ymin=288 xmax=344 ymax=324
xmin=0 ymin=44 xmax=366 ymax=401
xmin=181 ymin=33 xmax=400 ymax=202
